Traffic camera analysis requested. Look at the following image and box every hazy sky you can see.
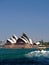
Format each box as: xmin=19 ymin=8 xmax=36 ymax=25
xmin=0 ymin=0 xmax=49 ymax=41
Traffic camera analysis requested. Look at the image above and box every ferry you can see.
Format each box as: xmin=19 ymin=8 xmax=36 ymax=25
xmin=38 ymin=45 xmax=46 ymax=51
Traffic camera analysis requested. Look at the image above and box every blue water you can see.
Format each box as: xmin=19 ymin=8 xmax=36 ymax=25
xmin=0 ymin=48 xmax=49 ymax=65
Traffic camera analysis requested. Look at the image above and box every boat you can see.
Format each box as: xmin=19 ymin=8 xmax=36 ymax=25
xmin=38 ymin=45 xmax=46 ymax=51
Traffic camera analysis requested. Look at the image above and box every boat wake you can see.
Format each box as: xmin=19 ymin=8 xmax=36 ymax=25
xmin=25 ymin=50 xmax=49 ymax=58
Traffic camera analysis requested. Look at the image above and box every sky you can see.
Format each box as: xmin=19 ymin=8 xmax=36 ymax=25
xmin=0 ymin=0 xmax=49 ymax=42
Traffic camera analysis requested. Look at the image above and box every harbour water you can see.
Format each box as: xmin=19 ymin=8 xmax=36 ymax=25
xmin=0 ymin=48 xmax=49 ymax=65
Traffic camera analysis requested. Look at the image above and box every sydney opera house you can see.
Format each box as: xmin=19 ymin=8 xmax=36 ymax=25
xmin=4 ymin=33 xmax=38 ymax=48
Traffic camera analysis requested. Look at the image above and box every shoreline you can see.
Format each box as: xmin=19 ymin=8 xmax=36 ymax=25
xmin=0 ymin=44 xmax=48 ymax=50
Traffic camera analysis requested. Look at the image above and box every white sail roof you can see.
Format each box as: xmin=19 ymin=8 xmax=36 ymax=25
xmin=6 ymin=34 xmax=18 ymax=44
xmin=21 ymin=33 xmax=30 ymax=43
xmin=36 ymin=42 xmax=40 ymax=45
xmin=29 ymin=38 xmax=33 ymax=44
xmin=20 ymin=38 xmax=28 ymax=43
xmin=12 ymin=34 xmax=18 ymax=40
xmin=22 ymin=36 xmax=29 ymax=43
xmin=10 ymin=37 xmax=16 ymax=43
xmin=7 ymin=39 xmax=14 ymax=44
